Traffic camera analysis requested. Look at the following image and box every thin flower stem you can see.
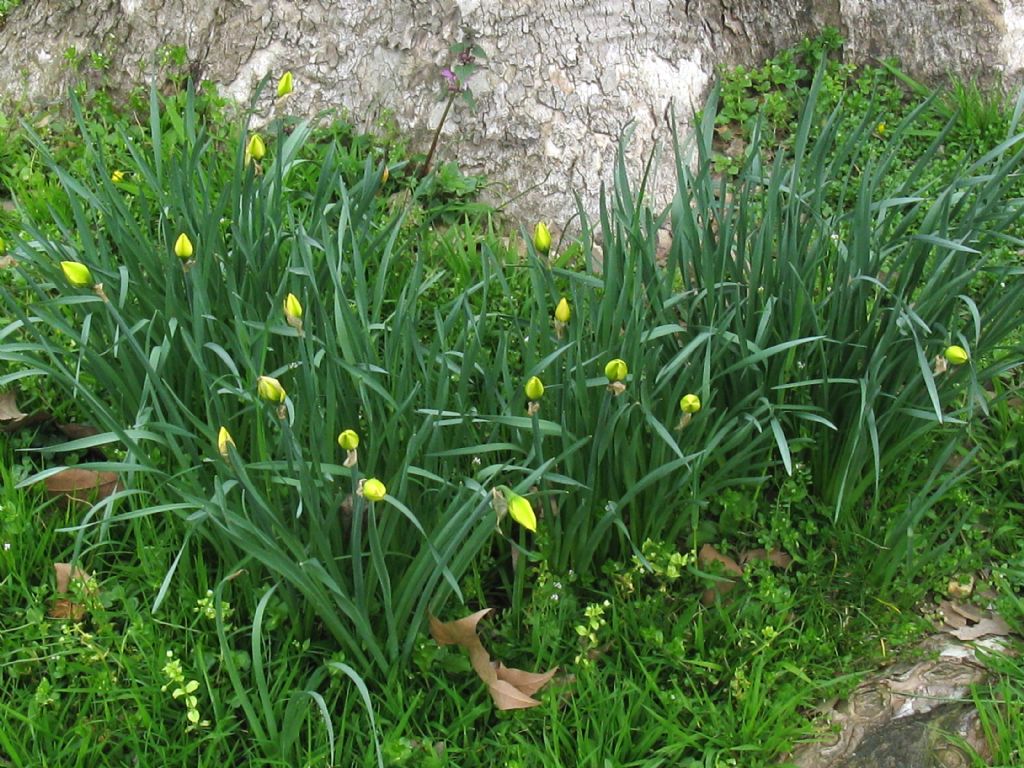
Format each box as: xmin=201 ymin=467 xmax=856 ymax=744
xmin=420 ymin=92 xmax=458 ymax=178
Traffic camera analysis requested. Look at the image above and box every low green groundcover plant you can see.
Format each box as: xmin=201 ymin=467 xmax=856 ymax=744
xmin=2 ymin=37 xmax=1024 ymax=766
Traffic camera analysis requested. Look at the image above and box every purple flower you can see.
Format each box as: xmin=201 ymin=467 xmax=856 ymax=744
xmin=441 ymin=67 xmax=459 ymax=92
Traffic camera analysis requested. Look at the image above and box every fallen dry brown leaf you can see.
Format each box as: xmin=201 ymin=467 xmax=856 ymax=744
xmin=948 ymin=616 xmax=1013 ymax=641
xmin=50 ymin=563 xmax=94 ymax=620
xmin=947 ymin=600 xmax=985 ymax=624
xmin=0 ymin=390 xmax=53 ymax=433
xmin=0 ymin=390 xmax=27 ymax=423
xmin=699 ymin=544 xmax=743 ymax=575
xmin=429 ymin=609 xmax=558 ymax=710
xmin=43 ymin=468 xmax=120 ymax=508
xmin=739 ymin=547 xmax=794 ymax=569
xmin=429 ymin=608 xmax=491 ymax=645
xmin=938 ymin=599 xmax=969 ymax=629
xmin=0 ymin=392 xmax=109 ymax=461
xmin=698 ymin=543 xmax=744 ymax=604
xmin=57 ymin=422 xmax=102 ymax=441
xmin=699 ymin=544 xmax=794 ymax=605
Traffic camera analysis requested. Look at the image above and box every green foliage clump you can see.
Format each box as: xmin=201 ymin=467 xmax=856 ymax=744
xmin=2 ymin=29 xmax=1024 ymax=767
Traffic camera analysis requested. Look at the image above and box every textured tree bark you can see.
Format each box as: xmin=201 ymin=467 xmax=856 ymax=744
xmin=0 ymin=0 xmax=1020 ymax=226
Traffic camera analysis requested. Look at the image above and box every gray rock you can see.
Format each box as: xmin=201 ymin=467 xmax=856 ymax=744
xmin=787 ymin=638 xmax=999 ymax=768
xmin=838 ymin=703 xmax=983 ymax=768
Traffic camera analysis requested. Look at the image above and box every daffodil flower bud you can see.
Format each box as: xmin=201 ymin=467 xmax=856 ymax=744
xmin=492 ymin=486 xmax=539 ymax=533
xmin=506 ymin=490 xmax=537 ymax=532
xmin=174 ymin=233 xmax=194 ymax=260
xmin=680 ymin=394 xmax=701 ymax=414
xmin=339 ymin=427 xmax=359 ymax=467
xmin=245 ymin=133 xmax=266 ymax=164
xmin=283 ymin=292 xmax=303 ymax=331
xmin=61 ymin=261 xmax=93 ymax=287
xmin=217 ymin=426 xmax=235 ymax=458
xmin=111 ymin=170 xmax=125 ymax=183
xmin=360 ymin=477 xmax=387 ymax=502
xmin=283 ymin=292 xmax=303 ymax=319
xmin=524 ymin=376 xmax=545 ymax=401
xmin=533 ymin=222 xmax=551 ymax=255
xmin=944 ymin=345 xmax=969 ymax=365
xmin=604 ymin=358 xmax=628 ymax=383
xmin=555 ymin=297 xmax=571 ymax=324
xmin=381 ymin=166 xmax=389 ymax=184
xmin=337 ymin=429 xmax=359 ymax=451
xmin=277 ymin=71 xmax=294 ymax=98
xmin=256 ymin=375 xmax=286 ymax=404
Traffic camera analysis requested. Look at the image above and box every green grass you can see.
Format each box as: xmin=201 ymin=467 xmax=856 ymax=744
xmin=0 ymin=0 xmax=22 ymax=25
xmin=2 ymin=30 xmax=1024 ymax=767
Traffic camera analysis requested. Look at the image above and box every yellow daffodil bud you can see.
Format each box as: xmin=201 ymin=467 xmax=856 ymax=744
xmin=524 ymin=376 xmax=545 ymax=401
xmin=282 ymin=292 xmax=303 ymax=332
xmin=174 ymin=233 xmax=194 ymax=260
xmin=245 ymin=133 xmax=266 ymax=163
xmin=604 ymin=358 xmax=628 ymax=383
xmin=381 ymin=166 xmax=389 ymax=184
xmin=217 ymin=426 xmax=235 ymax=458
xmin=61 ymin=261 xmax=93 ymax=287
xmin=277 ymin=71 xmax=294 ymax=98
xmin=507 ymin=491 xmax=537 ymax=532
xmin=555 ymin=297 xmax=571 ymax=324
xmin=278 ymin=292 xmax=304 ymax=331
xmin=338 ymin=429 xmax=359 ymax=451
xmin=283 ymin=292 xmax=303 ymax=320
xmin=944 ymin=345 xmax=969 ymax=365
xmin=361 ymin=477 xmax=387 ymax=502
xmin=256 ymin=375 xmax=286 ymax=404
xmin=680 ymin=394 xmax=701 ymax=414
xmin=111 ymin=170 xmax=125 ymax=183
xmin=533 ymin=221 xmax=552 ymax=255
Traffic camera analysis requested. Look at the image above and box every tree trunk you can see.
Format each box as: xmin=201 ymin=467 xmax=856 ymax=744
xmin=0 ymin=0 xmax=1019 ymax=227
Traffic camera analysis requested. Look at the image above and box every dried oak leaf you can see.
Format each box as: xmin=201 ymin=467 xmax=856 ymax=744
xmin=57 ymin=422 xmax=102 ymax=441
xmin=949 ymin=616 xmax=1013 ymax=641
xmin=0 ymin=390 xmax=56 ymax=433
xmin=50 ymin=563 xmax=94 ymax=620
xmin=0 ymin=390 xmax=27 ymax=423
xmin=699 ymin=544 xmax=743 ymax=575
xmin=739 ymin=547 xmax=793 ymax=569
xmin=429 ymin=609 xmax=558 ymax=710
xmin=938 ymin=599 xmax=969 ymax=629
xmin=698 ymin=544 xmax=744 ymax=604
xmin=43 ymin=468 xmax=120 ymax=508
xmin=699 ymin=544 xmax=794 ymax=605
xmin=947 ymin=600 xmax=985 ymax=624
